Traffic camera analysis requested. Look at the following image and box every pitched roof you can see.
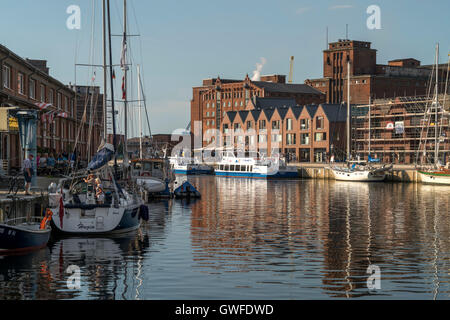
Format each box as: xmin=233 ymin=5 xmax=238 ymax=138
xmin=290 ymin=106 xmax=303 ymax=119
xmin=320 ymin=104 xmax=348 ymax=122
xmin=305 ymin=105 xmax=319 ymax=118
xmin=253 ymin=82 xmax=324 ymax=95
xmin=253 ymin=97 xmax=297 ymax=109
xmin=276 ymin=106 xmax=290 ymax=119
xmin=237 ymin=110 xmax=249 ymax=122
xmin=226 ymin=111 xmax=237 ymax=123
xmin=261 ymin=108 xmax=275 ymax=120
xmin=250 ymin=109 xmax=261 ymax=120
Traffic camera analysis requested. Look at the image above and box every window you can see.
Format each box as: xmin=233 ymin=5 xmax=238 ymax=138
xmin=3 ymin=65 xmax=11 ymax=88
xmin=300 ymin=133 xmax=310 ymax=145
xmin=212 ymin=111 xmax=215 ymax=116
xmin=271 ymin=134 xmax=282 ymax=142
xmin=300 ymin=119 xmax=309 ymax=130
xmin=206 ymin=120 xmax=210 ymax=126
xmin=240 ymin=101 xmax=243 ymax=107
xmin=314 ymin=132 xmax=327 ymax=141
xmin=29 ymin=79 xmax=36 ymax=99
xmin=71 ymin=100 xmax=74 ymax=117
xmin=228 ymin=101 xmax=231 ymax=107
xmin=40 ymin=84 xmax=45 ymax=102
xmin=18 ymin=72 xmax=24 ymax=94
xmin=234 ymin=123 xmax=241 ymax=130
xmin=272 ymin=120 xmax=280 ymax=130
xmin=316 ymin=116 xmax=324 ymax=130
xmin=48 ymin=89 xmax=54 ymax=104
xmin=259 ymin=120 xmax=266 ymax=130
xmin=206 ymin=112 xmax=209 ymax=117
xmin=247 ymin=121 xmax=253 ymax=130
xmin=235 ymin=101 xmax=238 ymax=107
xmin=286 ymin=118 xmax=293 ymax=131
xmin=57 ymin=93 xmax=61 ymax=108
xmin=207 ymin=103 xmax=209 ymax=108
xmin=258 ymin=134 xmax=267 ymax=143
xmin=223 ymin=124 xmax=229 ymax=133
xmin=286 ymin=133 xmax=296 ymax=145
xmin=64 ymin=96 xmax=68 ymax=112
xmin=211 ymin=120 xmax=214 ymax=126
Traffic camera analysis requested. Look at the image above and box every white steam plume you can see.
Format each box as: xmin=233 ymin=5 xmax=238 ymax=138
xmin=251 ymin=57 xmax=267 ymax=81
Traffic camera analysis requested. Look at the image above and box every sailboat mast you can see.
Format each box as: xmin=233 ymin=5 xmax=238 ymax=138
xmin=368 ymin=95 xmax=371 ymax=158
xmin=137 ymin=65 xmax=143 ymax=159
xmin=107 ymin=0 xmax=118 ymax=167
xmin=347 ymin=59 xmax=351 ymax=161
xmin=122 ymin=0 xmax=128 ymax=165
xmin=102 ymin=0 xmax=107 ymax=140
xmin=435 ymin=43 xmax=439 ymax=165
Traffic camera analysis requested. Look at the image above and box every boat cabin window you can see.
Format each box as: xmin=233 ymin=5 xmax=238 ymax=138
xmin=143 ymin=163 xmax=152 ymax=171
xmin=154 ymin=162 xmax=162 ymax=170
xmin=224 ymin=165 xmax=229 ymax=171
xmin=230 ymin=165 xmax=235 ymax=171
xmin=133 ymin=162 xmax=142 ymax=170
xmin=241 ymin=165 xmax=247 ymax=172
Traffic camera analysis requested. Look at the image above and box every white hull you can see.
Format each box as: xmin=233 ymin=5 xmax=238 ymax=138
xmin=332 ymin=168 xmax=386 ymax=182
xmin=418 ymin=171 xmax=450 ymax=185
xmin=49 ymin=194 xmax=141 ymax=234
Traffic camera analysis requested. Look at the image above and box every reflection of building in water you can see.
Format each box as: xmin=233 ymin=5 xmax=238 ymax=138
xmin=321 ymin=182 xmax=450 ymax=298
xmin=190 ymin=177 xmax=450 ymax=298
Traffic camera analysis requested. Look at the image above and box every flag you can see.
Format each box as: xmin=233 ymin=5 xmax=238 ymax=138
xmin=121 ymin=75 xmax=126 ymax=100
xmin=59 ymin=191 xmax=64 ymax=229
xmin=112 ymin=69 xmax=116 ymax=79
xmin=120 ymin=39 xmax=128 ymax=71
xmin=91 ymin=71 xmax=96 ymax=82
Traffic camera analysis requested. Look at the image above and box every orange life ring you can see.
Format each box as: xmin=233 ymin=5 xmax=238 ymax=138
xmin=40 ymin=209 xmax=53 ymax=230
xmin=141 ymin=172 xmax=151 ymax=177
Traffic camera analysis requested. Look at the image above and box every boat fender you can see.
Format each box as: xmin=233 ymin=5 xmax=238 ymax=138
xmin=40 ymin=209 xmax=53 ymax=230
xmin=138 ymin=204 xmax=149 ymax=221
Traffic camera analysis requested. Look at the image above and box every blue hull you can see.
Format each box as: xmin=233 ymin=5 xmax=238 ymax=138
xmin=113 ymin=206 xmax=140 ymax=233
xmin=215 ymin=170 xmax=299 ymax=179
xmin=0 ymin=224 xmax=50 ymax=253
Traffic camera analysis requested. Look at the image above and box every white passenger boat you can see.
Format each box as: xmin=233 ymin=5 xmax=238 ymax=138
xmin=169 ymin=156 xmax=214 ymax=175
xmin=215 ymin=152 xmax=299 ymax=179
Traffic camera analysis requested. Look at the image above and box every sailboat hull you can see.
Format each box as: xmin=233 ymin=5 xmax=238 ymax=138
xmin=418 ymin=171 xmax=450 ymax=185
xmin=50 ymin=202 xmax=141 ymax=235
xmin=332 ymin=168 xmax=386 ymax=182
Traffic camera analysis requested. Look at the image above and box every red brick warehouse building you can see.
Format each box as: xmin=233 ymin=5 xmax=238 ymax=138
xmin=190 ymin=74 xmax=326 ymax=147
xmin=305 ymin=39 xmax=435 ymax=104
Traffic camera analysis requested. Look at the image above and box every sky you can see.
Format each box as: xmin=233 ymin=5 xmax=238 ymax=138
xmin=1 ymin=0 xmax=449 ymax=136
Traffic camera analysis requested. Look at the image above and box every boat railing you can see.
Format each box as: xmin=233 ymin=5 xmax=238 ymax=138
xmin=2 ymin=216 xmax=43 ymax=226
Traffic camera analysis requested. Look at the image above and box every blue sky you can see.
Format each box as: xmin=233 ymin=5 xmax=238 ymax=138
xmin=1 ymin=0 xmax=449 ymax=135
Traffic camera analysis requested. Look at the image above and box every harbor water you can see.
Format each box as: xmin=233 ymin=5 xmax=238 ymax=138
xmin=0 ymin=176 xmax=449 ymax=299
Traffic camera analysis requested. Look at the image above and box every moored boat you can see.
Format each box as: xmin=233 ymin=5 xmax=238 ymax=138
xmin=417 ymin=168 xmax=450 ymax=185
xmin=0 ymin=214 xmax=52 ymax=254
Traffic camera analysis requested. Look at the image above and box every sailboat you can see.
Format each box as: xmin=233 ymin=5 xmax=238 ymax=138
xmin=48 ymin=0 xmax=142 ymax=234
xmin=416 ymin=44 xmax=450 ymax=185
xmin=331 ymin=59 xmax=392 ymax=182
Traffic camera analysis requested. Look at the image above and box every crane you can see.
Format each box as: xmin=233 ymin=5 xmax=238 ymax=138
xmin=288 ymin=56 xmax=294 ymax=83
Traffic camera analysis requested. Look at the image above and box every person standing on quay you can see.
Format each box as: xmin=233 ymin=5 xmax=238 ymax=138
xmin=23 ymin=153 xmax=34 ymax=195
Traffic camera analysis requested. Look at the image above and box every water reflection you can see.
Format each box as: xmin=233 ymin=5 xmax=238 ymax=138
xmin=0 ymin=179 xmax=449 ymax=299
xmin=188 ymin=177 xmax=450 ymax=299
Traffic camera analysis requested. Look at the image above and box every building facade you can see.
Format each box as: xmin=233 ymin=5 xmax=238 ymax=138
xmin=218 ymin=98 xmax=347 ymax=163
xmin=305 ymin=39 xmax=441 ymax=105
xmin=0 ymin=44 xmax=100 ymax=172
xmin=191 ymin=74 xmax=326 ymax=147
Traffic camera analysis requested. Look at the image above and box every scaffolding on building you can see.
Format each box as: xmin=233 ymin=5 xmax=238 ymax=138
xmin=352 ymin=94 xmax=450 ymax=164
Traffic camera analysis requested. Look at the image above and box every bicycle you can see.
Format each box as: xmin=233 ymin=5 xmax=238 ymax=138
xmin=7 ymin=172 xmax=24 ymax=196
